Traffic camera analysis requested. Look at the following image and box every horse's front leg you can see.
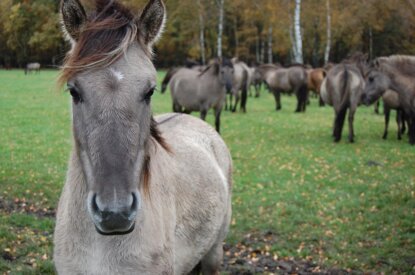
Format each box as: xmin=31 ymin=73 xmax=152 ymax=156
xmin=348 ymin=108 xmax=356 ymax=143
xmin=214 ymin=107 xmax=222 ymax=133
xmin=232 ymin=93 xmax=240 ymax=113
xmin=383 ymin=105 xmax=390 ymax=139
xmin=200 ymin=109 xmax=207 ymax=121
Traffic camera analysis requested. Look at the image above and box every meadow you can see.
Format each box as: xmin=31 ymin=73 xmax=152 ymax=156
xmin=0 ymin=70 xmax=414 ymax=274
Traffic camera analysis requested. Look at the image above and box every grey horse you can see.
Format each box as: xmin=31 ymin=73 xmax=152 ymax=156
xmin=54 ymin=0 xmax=233 ymax=274
xmin=168 ymin=59 xmax=233 ymax=132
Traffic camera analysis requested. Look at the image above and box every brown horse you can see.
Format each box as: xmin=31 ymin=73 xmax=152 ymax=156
xmin=363 ymin=55 xmax=415 ymax=144
xmin=306 ymin=68 xmax=326 ymax=106
xmin=320 ymin=54 xmax=367 ymax=142
xmin=168 ymin=59 xmax=233 ymax=132
xmin=257 ymin=64 xmax=308 ymax=112
xmin=54 ymin=0 xmax=233 ymax=274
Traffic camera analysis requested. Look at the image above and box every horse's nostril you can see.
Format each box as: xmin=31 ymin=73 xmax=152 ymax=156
xmin=131 ymin=192 xmax=137 ymax=210
xmin=92 ymin=193 xmax=99 ymax=212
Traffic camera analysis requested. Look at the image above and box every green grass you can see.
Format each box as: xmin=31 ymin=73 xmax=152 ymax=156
xmin=0 ymin=70 xmax=414 ymax=273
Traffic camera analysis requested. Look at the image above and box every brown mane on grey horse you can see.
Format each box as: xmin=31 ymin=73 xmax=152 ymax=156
xmin=54 ymin=0 xmax=233 ymax=274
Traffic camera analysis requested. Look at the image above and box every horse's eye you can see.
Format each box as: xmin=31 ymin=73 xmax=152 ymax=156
xmin=144 ymin=86 xmax=156 ymax=103
xmin=368 ymin=76 xmax=374 ymax=82
xmin=67 ymin=86 xmax=83 ymax=104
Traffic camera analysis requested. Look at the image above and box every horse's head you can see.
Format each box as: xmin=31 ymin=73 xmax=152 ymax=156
xmin=362 ymin=59 xmax=390 ymax=106
xmin=219 ymin=58 xmax=234 ymax=93
xmin=60 ymin=0 xmax=165 ymax=235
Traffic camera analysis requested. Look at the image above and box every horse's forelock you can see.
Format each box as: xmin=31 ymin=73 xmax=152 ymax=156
xmin=58 ymin=0 xmax=146 ymax=87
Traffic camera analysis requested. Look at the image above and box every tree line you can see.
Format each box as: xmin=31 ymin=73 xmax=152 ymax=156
xmin=1 ymin=0 xmax=415 ymax=68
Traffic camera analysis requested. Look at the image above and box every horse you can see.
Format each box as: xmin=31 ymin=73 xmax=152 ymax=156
xmin=306 ymin=68 xmax=326 ymax=106
xmin=167 ymin=58 xmax=233 ymax=133
xmin=320 ymin=54 xmax=367 ymax=142
xmin=257 ymin=64 xmax=308 ymax=112
xmin=25 ymin=62 xmax=40 ymax=74
xmin=380 ymin=90 xmax=407 ymax=140
xmin=225 ymin=58 xmax=248 ymax=113
xmin=362 ymin=55 xmax=415 ymax=144
xmin=248 ymin=66 xmax=263 ymax=98
xmin=54 ymin=1 xmax=233 ymax=274
xmin=161 ymin=63 xmax=204 ymax=94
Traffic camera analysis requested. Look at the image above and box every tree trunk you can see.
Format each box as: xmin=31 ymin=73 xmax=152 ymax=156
xmin=289 ymin=20 xmax=296 ymax=62
xmin=293 ymin=0 xmax=303 ymax=64
xmin=256 ymin=32 xmax=260 ymax=63
xmin=324 ymin=0 xmax=331 ymax=64
xmin=368 ymin=26 xmax=373 ymax=61
xmin=197 ymin=0 xmax=206 ymax=65
xmin=312 ymin=19 xmax=320 ymax=67
xmin=260 ymin=39 xmax=265 ymax=64
xmin=268 ymin=26 xmax=273 ymax=64
xmin=217 ymin=0 xmax=225 ymax=59
xmin=234 ymin=16 xmax=239 ymax=57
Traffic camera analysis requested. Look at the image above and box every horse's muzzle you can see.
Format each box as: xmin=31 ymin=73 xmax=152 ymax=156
xmin=88 ymin=192 xmax=139 ymax=235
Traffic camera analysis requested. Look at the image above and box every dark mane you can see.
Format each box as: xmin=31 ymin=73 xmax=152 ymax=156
xmin=58 ymin=0 xmax=145 ymax=87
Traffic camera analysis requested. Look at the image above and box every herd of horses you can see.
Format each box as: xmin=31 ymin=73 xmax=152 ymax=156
xmin=162 ymin=53 xmax=415 ymax=145
xmin=50 ymin=0 xmax=413 ymax=274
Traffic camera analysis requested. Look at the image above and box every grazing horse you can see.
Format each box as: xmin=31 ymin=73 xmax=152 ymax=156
xmin=306 ymin=68 xmax=326 ymax=106
xmin=226 ymin=58 xmax=248 ymax=113
xmin=168 ymin=59 xmax=233 ymax=133
xmin=363 ymin=55 xmax=415 ymax=144
xmin=257 ymin=64 xmax=308 ymax=112
xmin=25 ymin=62 xmax=40 ymax=74
xmin=320 ymin=54 xmax=367 ymax=143
xmin=54 ymin=1 xmax=233 ymax=274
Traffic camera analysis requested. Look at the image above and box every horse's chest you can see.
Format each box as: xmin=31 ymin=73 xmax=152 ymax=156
xmin=74 ymin=242 xmax=174 ymax=275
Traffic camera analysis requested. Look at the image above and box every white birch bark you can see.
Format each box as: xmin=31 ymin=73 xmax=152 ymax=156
xmin=268 ymin=26 xmax=273 ymax=64
xmin=217 ymin=0 xmax=224 ymax=59
xmin=324 ymin=0 xmax=331 ymax=64
xmin=197 ymin=0 xmax=206 ymax=64
xmin=293 ymin=0 xmax=303 ymax=63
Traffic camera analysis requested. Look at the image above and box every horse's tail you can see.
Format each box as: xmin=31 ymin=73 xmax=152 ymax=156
xmin=333 ymin=66 xmax=351 ymax=141
xmin=161 ymin=67 xmax=179 ymax=94
xmin=240 ymin=69 xmax=248 ymax=113
xmin=339 ymin=65 xmax=350 ymax=109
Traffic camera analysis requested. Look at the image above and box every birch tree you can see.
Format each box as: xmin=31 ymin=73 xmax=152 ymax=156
xmin=216 ymin=0 xmax=224 ymax=59
xmin=293 ymin=0 xmax=303 ymax=63
xmin=267 ymin=26 xmax=273 ymax=63
xmin=324 ymin=0 xmax=331 ymax=64
xmin=197 ymin=0 xmax=206 ymax=64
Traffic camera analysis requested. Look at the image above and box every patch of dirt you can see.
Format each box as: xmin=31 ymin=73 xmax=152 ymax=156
xmin=0 ymin=196 xmax=55 ymax=218
xmin=222 ymin=231 xmax=364 ymax=275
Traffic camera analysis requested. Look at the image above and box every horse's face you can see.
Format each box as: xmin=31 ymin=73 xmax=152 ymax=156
xmin=68 ymin=44 xmax=156 ymax=235
xmin=61 ymin=0 xmax=165 ymax=235
xmin=362 ymin=70 xmax=390 ymax=106
xmin=219 ymin=63 xmax=234 ymax=93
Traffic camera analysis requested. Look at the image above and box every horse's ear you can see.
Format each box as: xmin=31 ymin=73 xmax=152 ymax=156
xmin=137 ymin=0 xmax=166 ymax=46
xmin=60 ymin=0 xmax=87 ymax=43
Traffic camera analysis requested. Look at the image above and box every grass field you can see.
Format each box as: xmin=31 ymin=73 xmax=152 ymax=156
xmin=0 ymin=69 xmax=414 ymax=274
